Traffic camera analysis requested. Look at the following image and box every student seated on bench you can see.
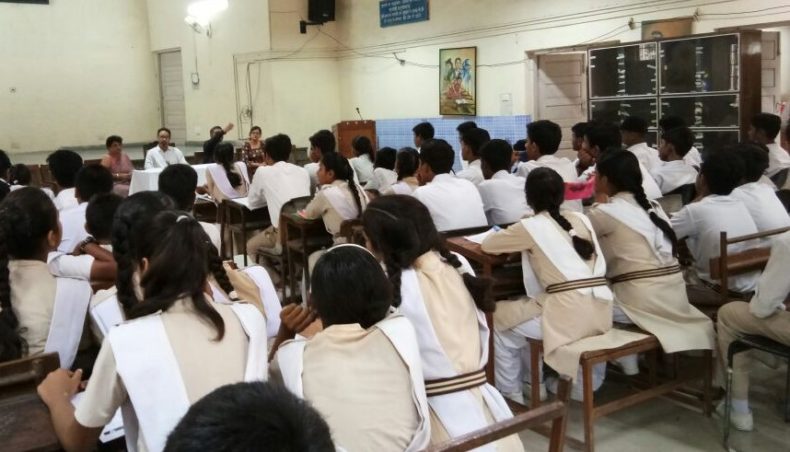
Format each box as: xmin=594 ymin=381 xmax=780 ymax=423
xmin=382 ymin=147 xmax=420 ymax=195
xmin=482 ymin=168 xmax=639 ymax=402
xmin=748 ymin=113 xmax=790 ymax=179
xmin=477 ymin=139 xmax=530 ymax=225
xmin=158 ymin=164 xmax=221 ymax=251
xmin=47 ymin=149 xmax=84 ymax=211
xmin=412 ymin=139 xmax=487 ymax=232
xmin=731 ymin=143 xmax=790 ymax=232
xmin=364 ymin=146 xmax=398 ymax=193
xmin=204 ymin=142 xmax=250 ymax=203
xmin=588 ymin=150 xmax=714 ymax=366
xmin=272 ymin=245 xmax=430 ymax=451
xmin=716 ymin=229 xmax=790 ymax=431
xmin=57 ymin=164 xmax=114 ymax=253
xmin=651 ymin=126 xmax=698 ymax=195
xmin=457 ymin=127 xmax=490 ymax=185
xmin=620 ymin=115 xmax=662 ymax=174
xmin=659 ymin=116 xmax=702 ymax=168
xmin=305 ymin=129 xmax=336 ymax=191
xmin=671 ymin=149 xmax=760 ymax=306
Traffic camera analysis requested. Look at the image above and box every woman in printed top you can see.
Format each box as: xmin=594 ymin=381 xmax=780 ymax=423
xmin=0 ymin=188 xmax=93 ymax=369
xmin=205 ymin=142 xmax=250 ymax=203
xmin=363 ymin=195 xmax=524 ymax=451
xmin=481 ymin=168 xmax=644 ymax=403
xmin=587 ymin=150 xmax=714 ymax=370
xmin=382 ymin=147 xmax=421 ymax=195
xmin=242 ymin=125 xmax=265 ymax=178
xmin=37 ymin=211 xmax=268 ymax=452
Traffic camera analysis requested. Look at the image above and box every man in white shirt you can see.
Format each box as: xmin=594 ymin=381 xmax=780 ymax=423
xmin=652 ymin=126 xmax=699 ymax=195
xmin=144 ymin=127 xmax=187 ymax=169
xmin=659 ymin=116 xmax=702 ymax=168
xmin=412 ymin=121 xmax=434 ymax=154
xmin=413 ymin=139 xmax=487 ymax=232
xmin=731 ymin=143 xmax=790 ymax=232
xmin=305 ymin=129 xmax=336 ymax=191
xmin=671 ymin=149 xmax=760 ymax=305
xmin=58 ymin=164 xmax=114 ymax=253
xmin=456 ymin=127 xmax=490 ymax=185
xmin=716 ymin=230 xmax=790 ymax=431
xmin=47 ymin=149 xmax=84 ymax=211
xmin=247 ymin=134 xmax=311 ymax=259
xmin=748 ymin=113 xmax=790 ymax=179
xmin=157 ymin=164 xmax=221 ymax=251
xmin=620 ymin=115 xmax=662 ymax=173
xmin=478 ymin=139 xmax=530 ymax=225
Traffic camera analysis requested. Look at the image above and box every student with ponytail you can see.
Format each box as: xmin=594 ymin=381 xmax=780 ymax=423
xmin=482 ymin=167 xmax=643 ymax=403
xmin=205 ymin=142 xmax=250 ymax=203
xmin=38 ymin=210 xmax=268 ymax=452
xmin=363 ymin=195 xmax=523 ymax=451
xmin=587 ymin=150 xmax=714 ymax=362
xmin=382 ymin=147 xmax=420 ymax=195
xmin=0 ymin=188 xmax=92 ymax=366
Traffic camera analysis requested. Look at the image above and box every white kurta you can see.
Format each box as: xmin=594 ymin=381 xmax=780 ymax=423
xmin=413 ymin=174 xmax=488 ymax=232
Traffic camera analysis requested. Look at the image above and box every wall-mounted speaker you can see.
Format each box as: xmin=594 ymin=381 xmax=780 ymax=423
xmin=308 ymin=0 xmax=335 ymax=23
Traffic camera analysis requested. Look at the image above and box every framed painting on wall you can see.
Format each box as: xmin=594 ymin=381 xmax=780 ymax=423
xmin=440 ymin=47 xmax=476 ymax=116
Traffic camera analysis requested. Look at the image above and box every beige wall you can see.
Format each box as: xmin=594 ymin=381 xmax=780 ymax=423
xmin=0 ymin=0 xmax=159 ymax=155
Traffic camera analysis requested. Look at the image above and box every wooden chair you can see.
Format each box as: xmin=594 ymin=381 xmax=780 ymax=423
xmin=427 ymin=377 xmax=572 ymax=452
xmin=656 ymin=194 xmax=683 ymax=215
xmin=0 ymin=353 xmax=60 ymax=451
xmin=524 ymin=330 xmax=712 ymax=452
xmin=25 ymin=164 xmax=43 ymax=188
xmin=666 ymin=183 xmax=696 ymax=206
xmin=261 ymin=197 xmax=315 ymax=302
xmin=39 ymin=164 xmax=56 ymax=190
xmin=282 ymin=198 xmax=334 ymax=303
xmin=220 ymin=199 xmax=271 ymax=265
xmin=708 ymin=226 xmax=790 ymax=309
xmin=339 ymin=218 xmax=364 ymax=245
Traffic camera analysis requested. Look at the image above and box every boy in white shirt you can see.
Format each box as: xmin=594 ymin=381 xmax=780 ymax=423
xmin=517 ymin=120 xmax=577 ymax=182
xmin=247 ymin=134 xmax=311 ymax=260
xmin=456 ymin=127 xmax=490 ymax=185
xmin=748 ymin=113 xmax=790 ymax=179
xmin=652 ymin=126 xmax=699 ymax=195
xmin=413 ymin=139 xmax=487 ymax=231
xmin=47 ymin=149 xmax=83 ymax=211
xmin=144 ymin=127 xmax=187 ymax=169
xmin=58 ymin=164 xmax=114 ymax=253
xmin=671 ymin=149 xmax=760 ymax=308
xmin=478 ymin=139 xmax=530 ymax=225
xmin=620 ymin=115 xmax=662 ymax=173
xmin=412 ymin=122 xmax=434 ymax=153
xmin=305 ymin=130 xmax=336 ymax=191
xmin=158 ymin=164 xmax=221 ymax=251
xmin=731 ymin=143 xmax=790 ymax=232
xmin=659 ymin=116 xmax=702 ymax=168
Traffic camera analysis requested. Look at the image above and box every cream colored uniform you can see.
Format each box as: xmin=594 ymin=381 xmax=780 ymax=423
xmin=9 ymin=260 xmax=57 ymax=356
xmin=205 ymin=162 xmax=250 ymax=203
xmin=587 ymin=193 xmax=715 ymax=353
xmin=383 ymin=176 xmax=419 ymax=195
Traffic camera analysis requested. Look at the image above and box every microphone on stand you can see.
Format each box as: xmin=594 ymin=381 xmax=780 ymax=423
xmin=356 ymin=107 xmax=364 ymax=121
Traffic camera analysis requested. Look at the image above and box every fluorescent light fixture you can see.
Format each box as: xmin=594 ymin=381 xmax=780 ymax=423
xmin=186 ymin=0 xmax=228 ymax=27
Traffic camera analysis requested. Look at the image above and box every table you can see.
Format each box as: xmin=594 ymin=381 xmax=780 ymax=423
xmin=128 ymin=163 xmax=213 ymax=195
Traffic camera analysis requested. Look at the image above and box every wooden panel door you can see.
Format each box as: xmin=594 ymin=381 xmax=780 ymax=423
xmin=536 ymin=53 xmax=587 ymax=157
xmin=158 ymin=50 xmax=187 ymax=147
xmin=761 ymin=31 xmax=780 ymax=114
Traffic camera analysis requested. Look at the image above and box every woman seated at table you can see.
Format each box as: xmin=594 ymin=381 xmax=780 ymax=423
xmin=100 ymin=135 xmax=133 ymax=197
xmin=205 ymin=142 xmax=250 ymax=203
xmin=242 ymin=126 xmax=265 ymax=178
xmin=481 ymin=168 xmax=642 ymax=403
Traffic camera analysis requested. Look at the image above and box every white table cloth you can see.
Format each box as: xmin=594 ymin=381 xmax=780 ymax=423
xmin=129 ymin=164 xmax=212 ymax=195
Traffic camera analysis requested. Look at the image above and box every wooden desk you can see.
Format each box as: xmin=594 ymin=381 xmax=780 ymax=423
xmin=0 ymin=394 xmax=60 ymax=452
xmin=222 ymin=198 xmax=271 ymax=265
xmin=281 ymin=213 xmax=333 ymax=304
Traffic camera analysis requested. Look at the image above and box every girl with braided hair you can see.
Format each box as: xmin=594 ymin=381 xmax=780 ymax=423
xmin=0 ymin=188 xmax=92 ymax=365
xmin=588 ymin=150 xmax=714 ymax=355
xmin=205 ymin=142 xmax=250 ymax=203
xmin=362 ymin=195 xmax=523 ymax=451
xmin=38 ymin=210 xmax=268 ymax=452
xmin=482 ymin=167 xmax=642 ymax=403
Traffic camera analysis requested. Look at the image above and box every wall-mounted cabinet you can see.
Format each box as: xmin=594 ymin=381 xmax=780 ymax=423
xmin=588 ymin=31 xmax=761 ymax=155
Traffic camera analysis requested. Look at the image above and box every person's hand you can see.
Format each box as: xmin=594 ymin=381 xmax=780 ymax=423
xmin=225 ymin=123 xmax=235 ymax=133
xmin=37 ymin=369 xmax=83 ymax=407
xmin=280 ymin=304 xmax=317 ymax=334
xmin=195 ymin=185 xmax=208 ymax=195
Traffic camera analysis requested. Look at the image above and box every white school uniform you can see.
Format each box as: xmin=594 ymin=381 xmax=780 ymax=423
xmin=750 ymin=231 xmax=790 ymax=318
xmin=199 ymin=222 xmax=221 ymax=251
xmin=365 ymin=167 xmax=398 ymax=192
xmin=671 ymin=195 xmax=760 ymax=292
xmin=477 ymin=170 xmax=530 ymax=225
xmin=350 ymin=154 xmax=375 ymax=184
xmin=651 ymin=160 xmax=698 ymax=194
xmin=144 ymin=146 xmax=187 ymax=169
xmin=304 ymin=162 xmax=320 ymax=190
xmin=247 ymin=161 xmax=311 ymax=222
xmin=516 ymin=154 xmax=582 ymax=212
xmin=58 ymin=202 xmax=89 ymax=253
xmin=765 ymin=142 xmax=790 ymax=178
xmin=54 ymin=187 xmax=78 ymax=211
xmin=684 ymin=146 xmax=703 ymax=168
xmin=627 ymin=142 xmax=663 ymax=174
xmin=206 ymin=162 xmax=250 ymax=201
xmin=456 ymin=160 xmax=484 ymax=185
xmin=731 ymin=182 xmax=790 ymax=232
xmin=385 ymin=177 xmax=420 ymax=196
xmin=413 ymin=174 xmax=488 ymax=232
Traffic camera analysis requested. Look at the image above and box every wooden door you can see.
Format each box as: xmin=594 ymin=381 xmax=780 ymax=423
xmin=158 ymin=50 xmax=187 ymax=147
xmin=536 ymin=53 xmax=587 ymax=157
xmin=761 ymin=31 xmax=780 ymax=114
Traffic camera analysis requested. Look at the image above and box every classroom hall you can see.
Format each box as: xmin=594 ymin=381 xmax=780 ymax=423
xmin=2 ymin=0 xmax=790 ymax=451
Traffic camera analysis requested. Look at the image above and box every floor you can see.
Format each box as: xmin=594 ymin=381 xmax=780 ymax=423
xmin=517 ymin=360 xmax=789 ymax=452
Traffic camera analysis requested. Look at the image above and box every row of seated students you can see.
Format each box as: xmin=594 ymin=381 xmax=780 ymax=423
xmin=1 ymin=113 xmax=789 ymax=450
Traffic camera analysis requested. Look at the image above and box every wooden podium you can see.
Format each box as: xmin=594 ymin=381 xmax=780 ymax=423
xmin=332 ymin=120 xmax=376 ymax=159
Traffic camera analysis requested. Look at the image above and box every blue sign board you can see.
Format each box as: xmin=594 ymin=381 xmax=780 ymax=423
xmin=380 ymin=0 xmax=429 ymax=28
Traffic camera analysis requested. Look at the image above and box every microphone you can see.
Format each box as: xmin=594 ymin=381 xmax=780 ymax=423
xmin=356 ymin=107 xmax=364 ymax=121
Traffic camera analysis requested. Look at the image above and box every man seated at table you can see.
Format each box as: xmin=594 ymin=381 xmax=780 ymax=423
xmin=247 ymin=134 xmax=311 ymax=266
xmin=158 ymin=164 xmax=221 ymax=251
xmin=145 ymin=127 xmax=187 ymax=169
xmin=412 ymin=138 xmax=487 ymax=232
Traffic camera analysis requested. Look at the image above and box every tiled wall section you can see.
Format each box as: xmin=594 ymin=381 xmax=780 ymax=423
xmin=376 ymin=115 xmax=532 ymax=171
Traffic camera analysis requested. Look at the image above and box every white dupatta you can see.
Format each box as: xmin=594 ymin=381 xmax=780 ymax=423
xmin=44 ymin=277 xmax=93 ymax=368
xmin=322 ymin=182 xmax=367 ymax=220
xmin=594 ymin=195 xmax=675 ymax=265
xmin=277 ymin=315 xmax=431 ymax=452
xmin=108 ymin=302 xmax=267 ymax=452
xmin=207 ymin=162 xmax=249 ymax=200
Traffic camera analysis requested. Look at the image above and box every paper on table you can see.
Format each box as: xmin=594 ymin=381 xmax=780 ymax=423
xmin=71 ymin=392 xmax=125 ymax=443
xmin=464 ymin=227 xmax=499 ymax=245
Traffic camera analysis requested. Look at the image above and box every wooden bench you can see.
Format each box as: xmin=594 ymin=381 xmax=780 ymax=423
xmin=0 ymin=353 xmax=60 ymax=452
xmin=525 ymin=330 xmax=712 ymax=452
xmin=427 ymin=377 xmax=572 ymax=452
